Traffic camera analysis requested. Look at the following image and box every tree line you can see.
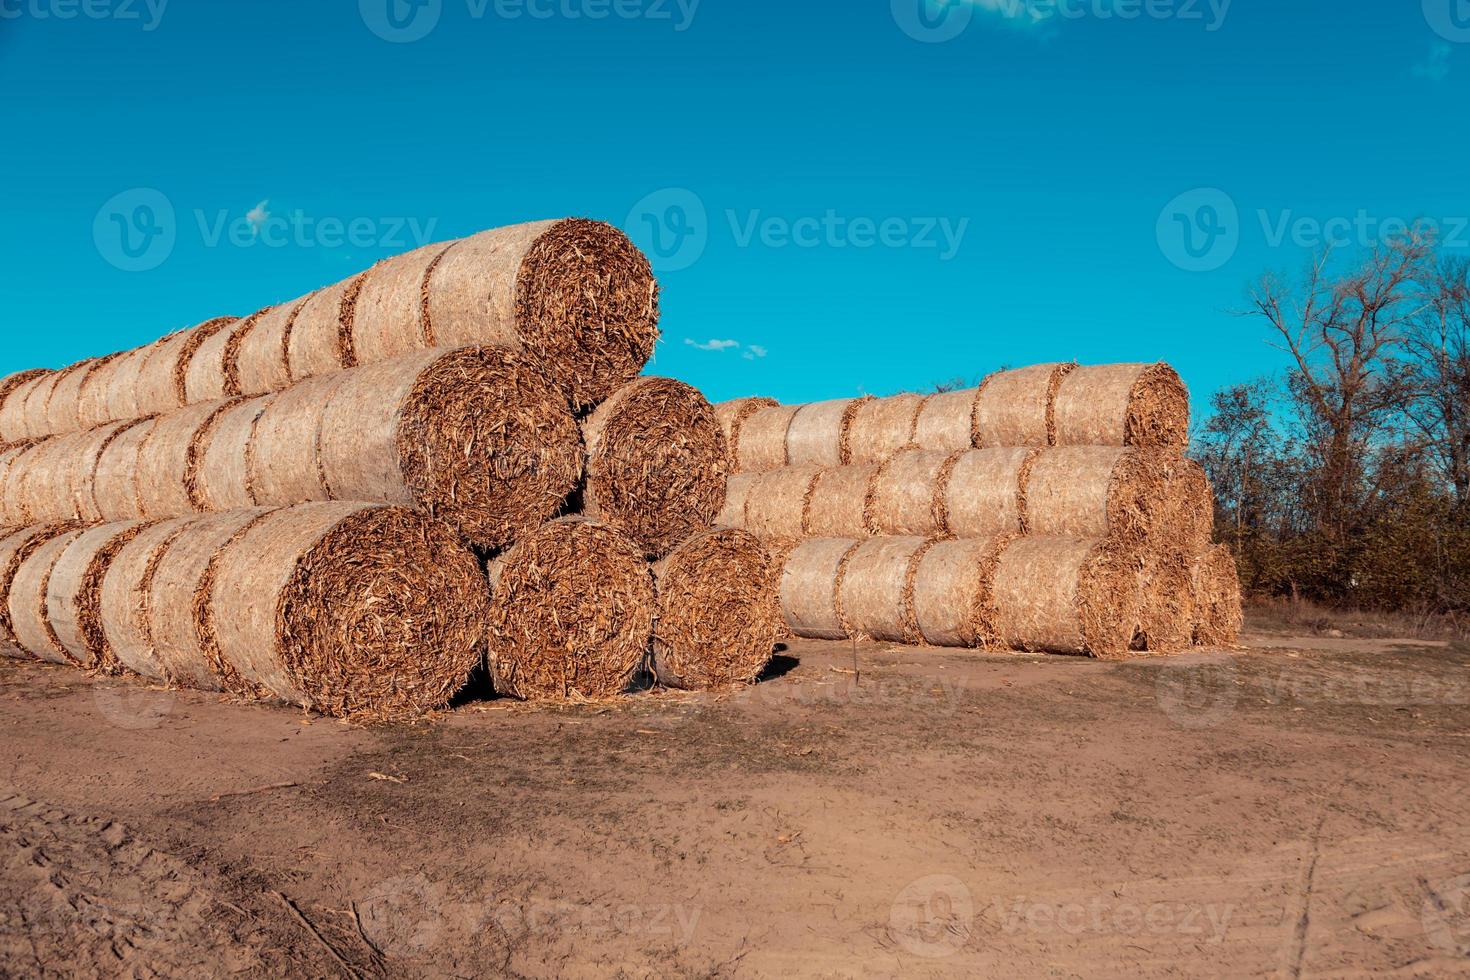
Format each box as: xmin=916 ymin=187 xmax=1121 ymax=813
xmin=1194 ymin=235 xmax=1470 ymax=615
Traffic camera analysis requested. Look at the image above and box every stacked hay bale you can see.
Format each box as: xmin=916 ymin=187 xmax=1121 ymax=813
xmin=0 ymin=217 xmax=788 ymax=710
xmin=716 ymin=363 xmax=1241 ymax=658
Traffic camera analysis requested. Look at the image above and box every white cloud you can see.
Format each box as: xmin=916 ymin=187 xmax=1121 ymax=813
xmin=1414 ymin=43 xmax=1451 ymax=82
xmin=685 ymin=338 xmax=740 ymax=352
xmin=743 ymin=345 xmax=768 ymax=360
xmin=246 ymin=199 xmax=271 ymax=236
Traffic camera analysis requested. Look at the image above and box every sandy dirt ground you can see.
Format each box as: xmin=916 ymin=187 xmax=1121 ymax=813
xmin=2 ymin=621 xmax=1469 ymax=979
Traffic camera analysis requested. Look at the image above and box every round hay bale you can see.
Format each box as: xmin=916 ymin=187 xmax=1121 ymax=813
xmin=488 ymin=517 xmax=654 ymax=702
xmin=581 ymin=377 xmax=728 ymax=558
xmin=943 ymin=448 xmax=1033 ymax=538
xmin=349 ymin=242 xmax=453 ymax=365
xmin=71 ymin=421 xmax=146 ymax=524
xmin=193 ymin=397 xmax=273 ymax=511
xmin=0 ymin=524 xmax=75 ymax=659
xmin=736 ymin=403 xmax=799 ymax=472
xmin=0 ymin=369 xmax=53 ymax=442
xmin=779 ymin=537 xmax=862 ymax=641
xmin=100 ymin=337 xmax=173 ymax=425
xmin=74 ymin=351 xmax=127 ymax=429
xmin=743 ymin=465 xmax=821 ymax=542
xmin=182 ymin=315 xmax=249 ymax=403
xmin=992 ymin=536 xmax=1141 ymax=659
xmin=287 ymin=277 xmax=361 ymax=382
xmin=837 ymin=536 xmax=928 ymax=643
xmin=320 ymin=346 xmax=582 ymax=550
xmin=45 ymin=521 xmax=150 ymax=672
xmin=436 ymin=219 xmax=659 ymax=411
xmin=714 ymin=472 xmax=758 ymax=529
xmin=44 ymin=356 xmax=117 ymax=436
xmin=148 ymin=509 xmax=272 ymax=691
xmin=805 ymin=463 xmax=880 ymax=539
xmin=250 ymin=372 xmax=351 ymax=506
xmin=203 ymin=503 xmax=488 ymax=719
xmin=1191 ymin=544 xmax=1243 ymax=647
xmin=714 ymin=397 xmax=779 ymax=471
xmin=651 ymin=528 xmax=779 ymax=690
xmin=132 ymin=326 xmax=207 ymax=418
xmin=867 ymin=449 xmax=951 ymax=537
xmin=7 ymin=525 xmax=89 ymax=664
xmin=135 ymin=401 xmax=223 ymax=520
xmin=231 ymin=297 xmax=311 ymax=396
xmin=16 ymin=363 xmax=81 ymax=440
xmin=973 ymin=363 xmax=1075 ymax=448
xmin=846 ymin=393 xmax=924 ymax=465
xmin=1169 ymin=457 xmax=1214 ymax=555
xmin=1053 ymin=362 xmax=1189 ymax=450
xmin=1137 ymin=556 xmax=1193 ymax=654
xmin=911 ymin=536 xmax=1011 ymax=648
xmin=92 ymin=417 xmax=157 ymax=521
xmin=785 ymin=398 xmax=858 ymax=468
xmin=913 ymin=387 xmax=980 ymax=454
xmin=0 ymin=442 xmax=43 ymax=525
xmin=1023 ymin=447 xmax=1168 ymax=545
xmin=98 ymin=517 xmax=194 ymax=680
xmin=5 ymin=437 xmax=71 ymax=525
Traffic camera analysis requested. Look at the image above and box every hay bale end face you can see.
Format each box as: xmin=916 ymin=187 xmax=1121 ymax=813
xmin=992 ymin=536 xmax=1141 ymax=659
xmin=488 ymin=517 xmax=655 ymax=702
xmin=1052 ymin=362 xmax=1190 ymax=450
xmin=1137 ymin=556 xmax=1193 ymax=654
xmin=581 ymin=376 xmax=728 ymax=559
xmin=208 ymin=503 xmax=489 ymax=720
xmin=1191 ymin=544 xmax=1243 ymax=647
xmin=652 ymin=528 xmax=780 ymax=690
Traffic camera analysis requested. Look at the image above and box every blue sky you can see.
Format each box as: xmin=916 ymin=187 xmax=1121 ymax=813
xmin=1 ymin=0 xmax=1465 ymax=419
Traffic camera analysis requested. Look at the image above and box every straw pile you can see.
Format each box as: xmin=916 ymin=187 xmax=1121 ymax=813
xmin=488 ymin=517 xmax=655 ymax=701
xmin=581 ymin=377 xmax=728 ymax=558
xmin=651 ymin=528 xmax=780 ymax=689
xmin=0 ymin=347 xmax=582 ymax=549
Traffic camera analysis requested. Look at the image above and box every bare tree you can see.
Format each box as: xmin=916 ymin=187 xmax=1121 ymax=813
xmin=1404 ymin=256 xmax=1470 ymax=510
xmin=1242 ymin=237 xmax=1434 ymax=543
